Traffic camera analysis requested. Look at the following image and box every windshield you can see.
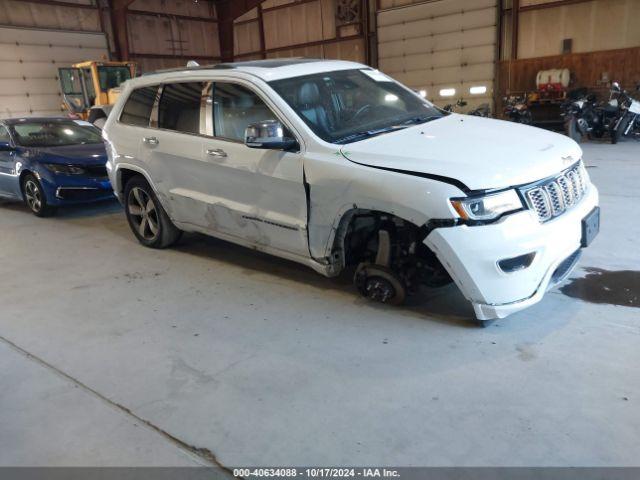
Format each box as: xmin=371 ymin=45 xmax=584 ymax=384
xmin=269 ymin=69 xmax=444 ymax=144
xmin=11 ymin=121 xmax=103 ymax=147
xmin=98 ymin=66 xmax=131 ymax=91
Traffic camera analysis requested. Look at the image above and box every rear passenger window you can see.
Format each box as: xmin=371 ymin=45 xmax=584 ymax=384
xmin=120 ymin=86 xmax=158 ymax=127
xmin=213 ymin=83 xmax=278 ymax=141
xmin=158 ymin=82 xmax=204 ymax=134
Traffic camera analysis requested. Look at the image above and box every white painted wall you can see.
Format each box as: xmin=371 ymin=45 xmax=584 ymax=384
xmin=377 ymin=0 xmax=497 ymax=112
xmin=0 ymin=26 xmax=108 ymax=119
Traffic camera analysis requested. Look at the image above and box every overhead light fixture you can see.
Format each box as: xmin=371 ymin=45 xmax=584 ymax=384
xmin=418 ymin=89 xmax=427 ymax=98
xmin=440 ymin=88 xmax=455 ymax=97
xmin=470 ymin=85 xmax=487 ymax=95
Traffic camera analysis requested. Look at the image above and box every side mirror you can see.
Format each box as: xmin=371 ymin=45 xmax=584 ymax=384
xmin=0 ymin=141 xmax=14 ymax=151
xmin=245 ymin=120 xmax=298 ymax=150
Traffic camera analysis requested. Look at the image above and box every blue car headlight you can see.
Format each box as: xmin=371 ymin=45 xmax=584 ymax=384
xmin=43 ymin=163 xmax=86 ymax=175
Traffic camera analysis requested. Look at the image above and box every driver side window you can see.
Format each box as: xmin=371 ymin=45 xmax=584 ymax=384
xmin=213 ymin=82 xmax=278 ymax=142
xmin=0 ymin=126 xmax=10 ymax=143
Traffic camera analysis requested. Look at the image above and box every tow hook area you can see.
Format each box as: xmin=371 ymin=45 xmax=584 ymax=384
xmin=354 ymin=230 xmax=407 ymax=305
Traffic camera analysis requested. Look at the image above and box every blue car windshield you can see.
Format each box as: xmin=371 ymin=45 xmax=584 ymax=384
xmin=269 ymin=69 xmax=444 ymax=144
xmin=11 ymin=121 xmax=103 ymax=147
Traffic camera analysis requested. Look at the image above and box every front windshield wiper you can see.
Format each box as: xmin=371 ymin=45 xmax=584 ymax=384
xmin=335 ymin=124 xmax=409 ymax=144
xmin=400 ymin=114 xmax=443 ymax=125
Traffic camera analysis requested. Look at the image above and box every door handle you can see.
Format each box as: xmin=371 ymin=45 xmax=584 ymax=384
xmin=143 ymin=136 xmax=159 ymax=146
xmin=206 ymin=148 xmax=227 ymax=158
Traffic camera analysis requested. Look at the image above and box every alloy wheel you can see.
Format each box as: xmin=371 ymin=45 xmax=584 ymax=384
xmin=128 ymin=187 xmax=160 ymax=241
xmin=24 ymin=179 xmax=42 ymax=213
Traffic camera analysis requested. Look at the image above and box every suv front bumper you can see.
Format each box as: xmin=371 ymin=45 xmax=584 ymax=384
xmin=425 ymin=185 xmax=599 ymax=320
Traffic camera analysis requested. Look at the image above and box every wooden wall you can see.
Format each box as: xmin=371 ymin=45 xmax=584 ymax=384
xmin=498 ymin=47 xmax=640 ymax=96
xmin=234 ymin=0 xmax=367 ymax=64
xmin=517 ymin=0 xmax=640 ymax=59
xmin=127 ymin=0 xmax=219 ymax=73
xmin=0 ymin=0 xmax=102 ymax=32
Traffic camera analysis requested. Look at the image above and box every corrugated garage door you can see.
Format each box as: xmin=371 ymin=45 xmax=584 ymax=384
xmin=0 ymin=26 xmax=109 ymax=119
xmin=377 ymin=0 xmax=497 ymax=113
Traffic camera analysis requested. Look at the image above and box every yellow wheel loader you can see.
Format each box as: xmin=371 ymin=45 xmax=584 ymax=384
xmin=58 ymin=61 xmax=137 ymax=128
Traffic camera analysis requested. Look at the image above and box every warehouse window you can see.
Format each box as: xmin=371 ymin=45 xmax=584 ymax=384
xmin=120 ymin=86 xmax=158 ymax=127
xmin=213 ymin=83 xmax=277 ymax=142
xmin=158 ymin=82 xmax=205 ymax=134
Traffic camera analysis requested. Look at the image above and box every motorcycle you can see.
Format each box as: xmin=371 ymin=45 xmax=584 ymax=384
xmin=561 ymin=86 xmax=620 ymax=142
xmin=503 ymin=96 xmax=532 ymax=124
xmin=468 ymin=103 xmax=491 ymax=117
xmin=610 ymin=82 xmax=640 ymax=144
xmin=443 ymin=98 xmax=467 ymax=113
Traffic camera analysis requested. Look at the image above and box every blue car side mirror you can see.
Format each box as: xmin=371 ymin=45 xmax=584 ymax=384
xmin=0 ymin=141 xmax=15 ymax=151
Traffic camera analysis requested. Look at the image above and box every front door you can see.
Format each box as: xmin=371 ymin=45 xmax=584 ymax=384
xmin=199 ymin=81 xmax=309 ymax=257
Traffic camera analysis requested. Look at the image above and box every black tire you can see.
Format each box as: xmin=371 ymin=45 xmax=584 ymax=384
xmin=565 ymin=117 xmax=583 ymax=143
xmin=21 ymin=174 xmax=56 ymax=217
xmin=124 ymin=176 xmax=181 ymax=248
xmin=520 ymin=110 xmax=533 ymax=125
xmin=611 ymin=115 xmax=631 ymax=144
xmin=475 ymin=319 xmax=495 ymax=328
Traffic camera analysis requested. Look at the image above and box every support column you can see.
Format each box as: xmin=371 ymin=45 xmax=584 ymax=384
xmin=109 ymin=0 xmax=135 ymax=61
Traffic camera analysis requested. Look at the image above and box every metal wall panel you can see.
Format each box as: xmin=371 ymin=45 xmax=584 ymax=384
xmin=378 ymin=0 xmax=497 ymax=111
xmin=0 ymin=26 xmax=108 ymax=119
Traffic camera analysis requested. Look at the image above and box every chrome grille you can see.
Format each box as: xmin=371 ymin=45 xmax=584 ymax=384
xmin=523 ymin=161 xmax=588 ymax=223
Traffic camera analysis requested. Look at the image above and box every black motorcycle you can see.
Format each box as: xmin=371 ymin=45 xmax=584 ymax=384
xmin=610 ymin=82 xmax=640 ymax=144
xmin=561 ymin=86 xmax=620 ymax=142
xmin=503 ymin=96 xmax=532 ymax=124
xmin=468 ymin=103 xmax=490 ymax=117
xmin=443 ymin=98 xmax=467 ymax=113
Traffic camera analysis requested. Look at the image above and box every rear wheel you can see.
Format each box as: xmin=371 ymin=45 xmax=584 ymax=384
xmin=22 ymin=174 xmax=56 ymax=217
xmin=124 ymin=176 xmax=181 ymax=248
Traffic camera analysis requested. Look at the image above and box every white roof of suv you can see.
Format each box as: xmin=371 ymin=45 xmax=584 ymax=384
xmin=142 ymin=58 xmax=367 ymax=82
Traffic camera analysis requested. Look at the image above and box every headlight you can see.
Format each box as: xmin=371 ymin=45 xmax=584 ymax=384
xmin=43 ymin=163 xmax=86 ymax=175
xmin=450 ymin=189 xmax=523 ymax=221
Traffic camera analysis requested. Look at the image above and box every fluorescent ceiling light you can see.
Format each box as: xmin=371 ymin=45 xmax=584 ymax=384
xmin=439 ymin=88 xmax=455 ymax=97
xmin=470 ymin=85 xmax=487 ymax=95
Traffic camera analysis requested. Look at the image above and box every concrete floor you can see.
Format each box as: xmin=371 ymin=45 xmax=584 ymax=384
xmin=0 ymin=141 xmax=638 ymax=467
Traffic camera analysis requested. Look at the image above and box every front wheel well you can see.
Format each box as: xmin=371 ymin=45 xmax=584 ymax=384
xmin=330 ymin=209 xmax=451 ymax=289
xmin=18 ymin=170 xmax=35 ymax=197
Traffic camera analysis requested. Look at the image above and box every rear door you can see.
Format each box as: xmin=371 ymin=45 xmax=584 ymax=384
xmin=138 ymin=81 xmax=210 ymax=228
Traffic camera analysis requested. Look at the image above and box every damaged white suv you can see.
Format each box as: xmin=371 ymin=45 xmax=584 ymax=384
xmin=104 ymin=59 xmax=599 ymax=323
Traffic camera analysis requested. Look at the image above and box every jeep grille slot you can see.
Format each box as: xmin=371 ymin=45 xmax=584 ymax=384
xmin=523 ymin=162 xmax=588 ymax=223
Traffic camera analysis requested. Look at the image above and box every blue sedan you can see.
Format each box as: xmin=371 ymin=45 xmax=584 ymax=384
xmin=0 ymin=117 xmax=113 ymax=216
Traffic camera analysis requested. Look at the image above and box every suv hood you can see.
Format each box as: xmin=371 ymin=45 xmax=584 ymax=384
xmin=339 ymin=114 xmax=582 ymax=192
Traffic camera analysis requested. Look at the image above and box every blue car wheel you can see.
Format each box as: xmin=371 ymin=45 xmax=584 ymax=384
xmin=22 ymin=173 xmax=56 ymax=217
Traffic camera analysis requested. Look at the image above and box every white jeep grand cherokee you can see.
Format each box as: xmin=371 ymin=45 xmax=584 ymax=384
xmin=103 ymin=59 xmax=599 ymax=323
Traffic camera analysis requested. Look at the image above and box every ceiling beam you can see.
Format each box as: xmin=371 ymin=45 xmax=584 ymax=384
xmin=9 ymin=0 xmax=98 ymax=9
